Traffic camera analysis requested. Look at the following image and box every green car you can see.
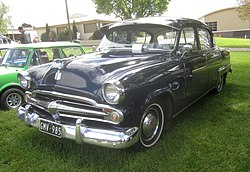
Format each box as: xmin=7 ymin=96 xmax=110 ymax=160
xmin=0 ymin=42 xmax=85 ymax=110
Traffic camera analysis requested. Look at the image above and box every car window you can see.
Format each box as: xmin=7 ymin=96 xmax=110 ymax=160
xmin=62 ymin=46 xmax=84 ymax=57
xmin=97 ymin=24 xmax=178 ymax=52
xmin=30 ymin=50 xmax=41 ymax=66
xmin=39 ymin=48 xmax=54 ymax=61
xmin=108 ymin=31 xmax=151 ymax=45
xmin=2 ymin=49 xmax=30 ymax=67
xmin=157 ymin=30 xmax=176 ymax=49
xmin=198 ymin=28 xmax=213 ymax=50
xmin=179 ymin=27 xmax=197 ymax=51
xmin=0 ymin=49 xmax=7 ymax=57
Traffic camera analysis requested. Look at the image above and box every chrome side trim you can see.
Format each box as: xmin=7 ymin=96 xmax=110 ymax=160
xmin=218 ymin=64 xmax=231 ymax=73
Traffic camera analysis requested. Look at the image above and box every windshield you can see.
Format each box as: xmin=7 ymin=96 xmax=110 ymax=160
xmin=2 ymin=49 xmax=30 ymax=67
xmin=97 ymin=24 xmax=177 ymax=52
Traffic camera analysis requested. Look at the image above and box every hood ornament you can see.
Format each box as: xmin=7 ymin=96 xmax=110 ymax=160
xmin=55 ymin=70 xmax=62 ymax=81
xmin=54 ymin=61 xmax=67 ymax=81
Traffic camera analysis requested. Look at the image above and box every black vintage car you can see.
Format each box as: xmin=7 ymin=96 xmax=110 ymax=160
xmin=17 ymin=17 xmax=232 ymax=149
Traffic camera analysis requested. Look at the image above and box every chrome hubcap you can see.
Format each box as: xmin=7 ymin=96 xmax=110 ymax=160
xmin=142 ymin=108 xmax=160 ymax=141
xmin=6 ymin=93 xmax=22 ymax=108
xmin=140 ymin=103 xmax=165 ymax=148
xmin=217 ymin=76 xmax=223 ymax=91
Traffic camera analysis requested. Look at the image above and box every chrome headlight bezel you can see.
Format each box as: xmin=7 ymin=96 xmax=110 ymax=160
xmin=102 ymin=80 xmax=125 ymax=105
xmin=18 ymin=71 xmax=31 ymax=89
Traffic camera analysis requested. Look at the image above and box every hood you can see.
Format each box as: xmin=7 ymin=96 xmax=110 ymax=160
xmin=0 ymin=66 xmax=24 ymax=75
xmin=32 ymin=51 xmax=173 ymax=98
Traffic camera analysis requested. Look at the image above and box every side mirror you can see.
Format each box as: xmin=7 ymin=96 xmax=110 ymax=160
xmin=179 ymin=44 xmax=193 ymax=60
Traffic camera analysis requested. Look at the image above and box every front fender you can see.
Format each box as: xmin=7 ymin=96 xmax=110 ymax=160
xmin=144 ymin=87 xmax=174 ymax=106
xmin=0 ymin=82 xmax=22 ymax=93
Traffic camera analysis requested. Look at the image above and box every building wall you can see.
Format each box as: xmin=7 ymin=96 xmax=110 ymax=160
xmin=199 ymin=7 xmax=250 ymax=38
xmin=34 ymin=20 xmax=114 ymax=41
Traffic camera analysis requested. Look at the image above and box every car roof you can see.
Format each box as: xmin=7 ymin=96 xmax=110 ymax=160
xmin=8 ymin=41 xmax=83 ymax=49
xmin=100 ymin=16 xmax=207 ymax=33
xmin=0 ymin=44 xmax=15 ymax=49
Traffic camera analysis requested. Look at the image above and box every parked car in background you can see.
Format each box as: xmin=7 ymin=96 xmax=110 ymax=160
xmin=17 ymin=17 xmax=231 ymax=150
xmin=0 ymin=42 xmax=85 ymax=109
xmin=0 ymin=35 xmax=12 ymax=44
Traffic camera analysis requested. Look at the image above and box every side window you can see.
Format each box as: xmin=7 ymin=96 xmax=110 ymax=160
xmin=62 ymin=47 xmax=84 ymax=57
xmin=40 ymin=48 xmax=54 ymax=61
xmin=157 ymin=30 xmax=176 ymax=49
xmin=52 ymin=48 xmax=60 ymax=59
xmin=30 ymin=50 xmax=40 ymax=66
xmin=179 ymin=27 xmax=197 ymax=50
xmin=198 ymin=28 xmax=212 ymax=50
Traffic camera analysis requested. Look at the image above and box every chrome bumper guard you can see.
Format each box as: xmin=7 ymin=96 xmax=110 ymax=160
xmin=17 ymin=105 xmax=139 ymax=149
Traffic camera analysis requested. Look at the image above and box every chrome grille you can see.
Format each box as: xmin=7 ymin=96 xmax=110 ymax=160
xmin=25 ymin=90 xmax=124 ymax=124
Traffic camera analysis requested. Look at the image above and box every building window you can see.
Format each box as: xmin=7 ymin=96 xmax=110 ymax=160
xmin=83 ymin=23 xmax=97 ymax=33
xmin=205 ymin=21 xmax=217 ymax=31
xmin=57 ymin=26 xmax=67 ymax=33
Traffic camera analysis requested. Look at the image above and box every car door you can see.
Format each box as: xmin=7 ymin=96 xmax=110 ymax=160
xmin=197 ymin=27 xmax=222 ymax=89
xmin=179 ymin=26 xmax=209 ymax=104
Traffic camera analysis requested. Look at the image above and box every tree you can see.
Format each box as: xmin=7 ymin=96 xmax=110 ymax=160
xmin=72 ymin=20 xmax=78 ymax=40
xmin=21 ymin=23 xmax=32 ymax=28
xmin=40 ymin=32 xmax=49 ymax=42
xmin=40 ymin=23 xmax=51 ymax=42
xmin=46 ymin=23 xmax=50 ymax=35
xmin=237 ymin=0 xmax=250 ymax=21
xmin=92 ymin=0 xmax=171 ymax=20
xmin=91 ymin=30 xmax=103 ymax=40
xmin=57 ymin=29 xmax=72 ymax=41
xmin=0 ymin=2 xmax=10 ymax=33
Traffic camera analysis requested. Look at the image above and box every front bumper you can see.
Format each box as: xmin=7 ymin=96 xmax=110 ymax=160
xmin=17 ymin=104 xmax=139 ymax=149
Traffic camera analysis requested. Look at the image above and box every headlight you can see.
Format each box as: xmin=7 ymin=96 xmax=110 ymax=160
xmin=18 ymin=71 xmax=31 ymax=89
xmin=102 ymin=80 xmax=125 ymax=104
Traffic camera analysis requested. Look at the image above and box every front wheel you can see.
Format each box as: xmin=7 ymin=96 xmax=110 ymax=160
xmin=216 ymin=75 xmax=225 ymax=93
xmin=134 ymin=99 xmax=172 ymax=150
xmin=0 ymin=88 xmax=24 ymax=110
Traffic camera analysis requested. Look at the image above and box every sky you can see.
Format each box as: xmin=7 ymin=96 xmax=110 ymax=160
xmin=2 ymin=0 xmax=238 ymax=28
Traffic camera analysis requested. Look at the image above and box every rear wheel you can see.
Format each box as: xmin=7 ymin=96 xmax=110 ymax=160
xmin=0 ymin=88 xmax=24 ymax=110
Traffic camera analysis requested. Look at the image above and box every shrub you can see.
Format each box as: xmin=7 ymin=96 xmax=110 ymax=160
xmin=40 ymin=32 xmax=49 ymax=42
xmin=92 ymin=30 xmax=104 ymax=40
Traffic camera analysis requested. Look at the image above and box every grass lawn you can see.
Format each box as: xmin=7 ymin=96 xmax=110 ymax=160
xmin=215 ymin=37 xmax=250 ymax=48
xmin=0 ymin=52 xmax=249 ymax=171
